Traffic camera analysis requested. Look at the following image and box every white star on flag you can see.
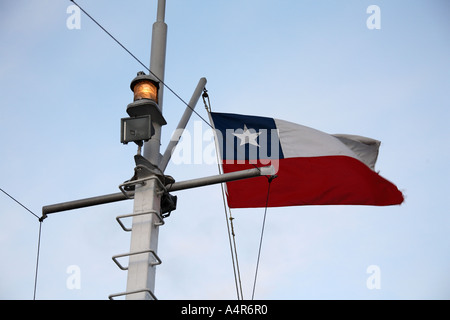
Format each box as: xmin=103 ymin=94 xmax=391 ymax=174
xmin=232 ymin=124 xmax=261 ymax=147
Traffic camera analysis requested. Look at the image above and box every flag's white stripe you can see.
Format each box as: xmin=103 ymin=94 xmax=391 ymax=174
xmin=332 ymin=134 xmax=381 ymax=170
xmin=274 ymin=118 xmax=361 ymax=160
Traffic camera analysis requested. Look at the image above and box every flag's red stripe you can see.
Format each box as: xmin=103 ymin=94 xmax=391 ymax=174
xmin=222 ymin=156 xmax=404 ymax=208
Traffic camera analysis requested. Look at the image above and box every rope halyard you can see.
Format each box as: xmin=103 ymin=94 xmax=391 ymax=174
xmin=204 ymin=90 xmax=278 ymax=299
xmin=203 ymin=90 xmax=244 ymax=300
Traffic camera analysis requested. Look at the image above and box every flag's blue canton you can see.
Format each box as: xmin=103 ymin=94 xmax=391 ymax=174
xmin=211 ymin=112 xmax=284 ymax=161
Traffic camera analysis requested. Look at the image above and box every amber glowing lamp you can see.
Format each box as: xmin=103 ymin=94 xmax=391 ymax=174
xmin=126 ymin=71 xmax=165 ymax=123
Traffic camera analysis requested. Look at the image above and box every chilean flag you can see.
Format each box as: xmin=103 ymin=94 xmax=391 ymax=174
xmin=210 ymin=112 xmax=404 ymax=208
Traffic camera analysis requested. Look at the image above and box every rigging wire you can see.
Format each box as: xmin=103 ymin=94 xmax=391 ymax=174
xmin=203 ymin=90 xmax=244 ymax=300
xmin=251 ymin=175 xmax=276 ymax=300
xmin=69 ymin=0 xmax=213 ymax=129
xmin=33 ymin=221 xmax=43 ymax=300
xmin=0 ymin=187 xmax=43 ymax=300
xmin=0 ymin=188 xmax=40 ymax=220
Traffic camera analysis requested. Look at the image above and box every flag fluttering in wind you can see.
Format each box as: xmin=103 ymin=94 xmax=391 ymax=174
xmin=210 ymin=112 xmax=404 ymax=208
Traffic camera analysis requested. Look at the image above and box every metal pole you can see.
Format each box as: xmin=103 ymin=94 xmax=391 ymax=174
xmin=159 ymin=77 xmax=207 ymax=172
xmin=168 ymin=166 xmax=275 ymax=192
xmin=144 ymin=0 xmax=167 ymax=164
xmin=125 ymin=0 xmax=167 ymax=300
xmin=41 ymin=192 xmax=130 ymax=219
xmin=41 ymin=166 xmax=275 ymax=219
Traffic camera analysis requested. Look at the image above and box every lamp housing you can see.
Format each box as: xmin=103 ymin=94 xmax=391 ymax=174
xmin=126 ymin=71 xmax=166 ymax=125
xmin=130 ymin=71 xmax=159 ymax=103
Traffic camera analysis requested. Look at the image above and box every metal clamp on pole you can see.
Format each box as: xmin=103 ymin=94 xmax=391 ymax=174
xmin=119 ymin=175 xmax=167 ymax=199
xmin=119 ymin=177 xmax=147 ymax=199
xmin=116 ymin=209 xmax=165 ymax=232
xmin=112 ymin=249 xmax=162 ymax=271
xmin=109 ymin=288 xmax=157 ymax=300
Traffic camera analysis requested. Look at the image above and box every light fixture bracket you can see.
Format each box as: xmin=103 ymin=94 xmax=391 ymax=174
xmin=126 ymin=99 xmax=167 ymax=125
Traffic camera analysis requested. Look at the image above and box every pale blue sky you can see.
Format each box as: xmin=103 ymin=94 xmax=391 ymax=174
xmin=0 ymin=0 xmax=449 ymax=299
